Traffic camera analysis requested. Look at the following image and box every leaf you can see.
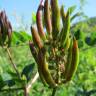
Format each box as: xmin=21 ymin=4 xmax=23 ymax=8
xmin=13 ymin=78 xmax=26 ymax=86
xmin=12 ymin=31 xmax=31 ymax=45
xmin=0 ymin=75 xmax=6 ymax=89
xmin=21 ymin=63 xmax=35 ymax=82
xmin=85 ymin=36 xmax=92 ymax=46
xmin=7 ymin=71 xmax=18 ymax=79
xmin=71 ymin=12 xmax=83 ymax=21
xmin=5 ymin=79 xmax=15 ymax=87
xmin=69 ymin=5 xmax=76 ymax=15
xmin=32 ymin=12 xmax=36 ymax=24
xmin=78 ymin=40 xmax=84 ymax=48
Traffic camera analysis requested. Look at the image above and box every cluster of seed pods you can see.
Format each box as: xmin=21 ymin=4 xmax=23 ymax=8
xmin=0 ymin=11 xmax=12 ymax=47
xmin=29 ymin=0 xmax=79 ymax=88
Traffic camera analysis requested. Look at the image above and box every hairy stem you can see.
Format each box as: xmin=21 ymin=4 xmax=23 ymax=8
xmin=6 ymin=47 xmax=21 ymax=79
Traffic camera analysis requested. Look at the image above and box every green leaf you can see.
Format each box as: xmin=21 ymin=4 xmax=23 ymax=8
xmin=12 ymin=31 xmax=31 ymax=45
xmin=7 ymin=71 xmax=18 ymax=80
xmin=21 ymin=63 xmax=35 ymax=82
xmin=71 ymin=12 xmax=83 ymax=21
xmin=32 ymin=12 xmax=36 ymax=24
xmin=5 ymin=79 xmax=15 ymax=87
xmin=0 ymin=75 xmax=6 ymax=89
xmin=69 ymin=5 xmax=76 ymax=15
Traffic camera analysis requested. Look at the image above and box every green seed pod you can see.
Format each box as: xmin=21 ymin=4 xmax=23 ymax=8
xmin=29 ymin=41 xmax=47 ymax=86
xmin=65 ymin=37 xmax=79 ymax=82
xmin=64 ymin=36 xmax=70 ymax=51
xmin=44 ymin=0 xmax=52 ymax=35
xmin=36 ymin=2 xmax=46 ymax=40
xmin=63 ymin=39 xmax=73 ymax=80
xmin=60 ymin=5 xmax=66 ymax=26
xmin=31 ymin=26 xmax=43 ymax=49
xmin=38 ymin=48 xmax=57 ymax=88
xmin=51 ymin=0 xmax=60 ymax=40
xmin=60 ymin=9 xmax=70 ymax=47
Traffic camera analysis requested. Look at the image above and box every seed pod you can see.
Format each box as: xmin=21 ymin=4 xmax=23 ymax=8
xmin=0 ymin=11 xmax=12 ymax=47
xmin=64 ymin=36 xmax=70 ymax=51
xmin=60 ymin=5 xmax=66 ymax=26
xmin=51 ymin=0 xmax=60 ymax=40
xmin=58 ymin=5 xmax=66 ymax=42
xmin=38 ymin=48 xmax=57 ymax=88
xmin=63 ymin=40 xmax=73 ymax=80
xmin=36 ymin=2 xmax=46 ymax=40
xmin=65 ymin=37 xmax=79 ymax=82
xmin=7 ymin=21 xmax=12 ymax=47
xmin=0 ymin=11 xmax=7 ymax=43
xmin=44 ymin=0 xmax=52 ymax=35
xmin=29 ymin=41 xmax=38 ymax=62
xmin=31 ymin=26 xmax=43 ymax=49
xmin=60 ymin=9 xmax=70 ymax=47
xmin=29 ymin=41 xmax=47 ymax=86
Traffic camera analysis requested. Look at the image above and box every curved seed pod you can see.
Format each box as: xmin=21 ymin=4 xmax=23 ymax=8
xmin=0 ymin=11 xmax=12 ymax=47
xmin=44 ymin=0 xmax=52 ymax=35
xmin=63 ymin=40 xmax=73 ymax=80
xmin=3 ymin=11 xmax=9 ymax=39
xmin=0 ymin=11 xmax=7 ymax=43
xmin=29 ymin=41 xmax=47 ymax=86
xmin=36 ymin=2 xmax=46 ymax=40
xmin=60 ymin=9 xmax=70 ymax=47
xmin=63 ymin=36 xmax=70 ymax=51
xmin=58 ymin=6 xmax=66 ymax=42
xmin=65 ymin=37 xmax=79 ymax=82
xmin=31 ymin=26 xmax=43 ymax=49
xmin=38 ymin=48 xmax=57 ymax=88
xmin=51 ymin=0 xmax=60 ymax=40
xmin=60 ymin=5 xmax=66 ymax=26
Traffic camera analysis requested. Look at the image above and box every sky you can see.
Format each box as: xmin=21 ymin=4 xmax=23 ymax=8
xmin=0 ymin=0 xmax=96 ymax=32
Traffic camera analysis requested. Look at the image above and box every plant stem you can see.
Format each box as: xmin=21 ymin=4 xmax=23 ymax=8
xmin=27 ymin=72 xmax=39 ymax=93
xmin=23 ymin=72 xmax=39 ymax=96
xmin=6 ymin=47 xmax=21 ymax=79
xmin=24 ymin=86 xmax=29 ymax=96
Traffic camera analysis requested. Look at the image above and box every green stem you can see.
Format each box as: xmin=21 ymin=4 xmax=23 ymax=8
xmin=6 ymin=47 xmax=21 ymax=79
